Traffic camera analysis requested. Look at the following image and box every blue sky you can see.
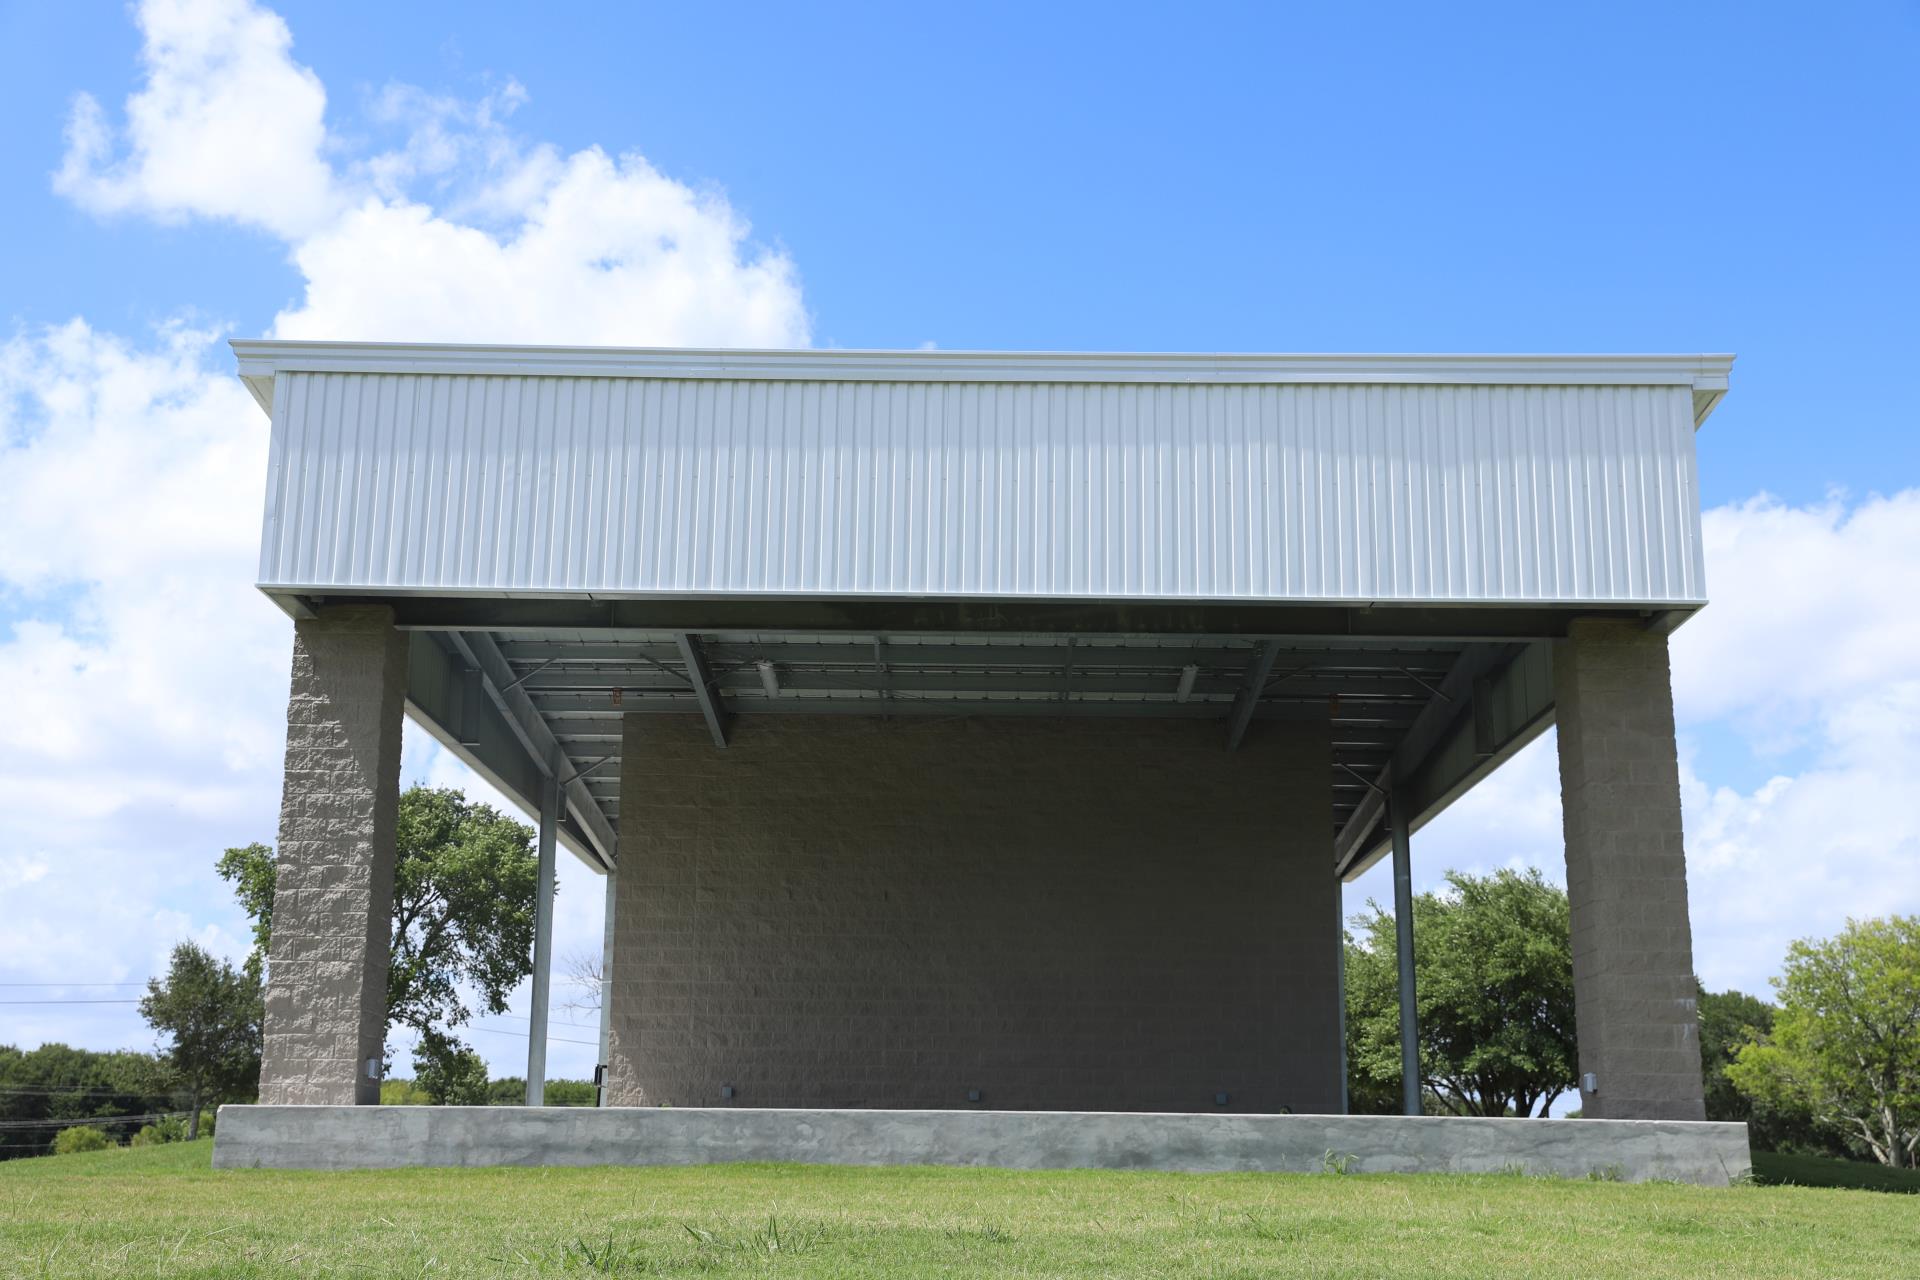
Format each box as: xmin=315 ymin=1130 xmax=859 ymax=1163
xmin=1 ymin=0 xmax=1917 ymax=1082
xmin=7 ymin=2 xmax=1917 ymax=500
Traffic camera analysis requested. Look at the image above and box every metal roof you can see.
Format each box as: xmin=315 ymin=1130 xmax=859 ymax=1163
xmin=237 ymin=342 xmax=1728 ymax=611
xmin=238 ymin=343 xmax=1727 ymax=879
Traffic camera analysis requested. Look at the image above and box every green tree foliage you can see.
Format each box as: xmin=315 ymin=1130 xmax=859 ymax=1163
xmin=220 ymin=785 xmax=541 ymax=1095
xmin=485 ymin=1077 xmax=600 ymax=1106
xmin=379 ymin=1079 xmax=435 ymax=1106
xmin=0 ymin=1044 xmax=172 ymax=1159
xmin=1729 ymin=916 xmax=1920 ymax=1168
xmin=1346 ymin=868 xmax=1576 ymax=1118
xmin=138 ymin=942 xmax=263 ymax=1140
xmin=130 ymin=1114 xmax=189 ymax=1147
xmin=1697 ymin=981 xmax=1775 ymax=1123
xmin=412 ymin=1031 xmax=491 ymax=1105
xmin=1696 ymin=982 xmax=1835 ymax=1156
xmin=214 ymin=842 xmax=276 ymax=983
xmin=50 ymin=1125 xmax=113 ymax=1154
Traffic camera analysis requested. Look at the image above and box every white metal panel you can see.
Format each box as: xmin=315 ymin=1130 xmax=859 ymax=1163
xmin=257 ymin=370 xmax=1709 ymax=606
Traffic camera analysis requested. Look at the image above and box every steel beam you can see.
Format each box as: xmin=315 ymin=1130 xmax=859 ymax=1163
xmin=1224 ymin=639 xmax=1284 ymax=751
xmin=336 ymin=592 xmax=1640 ymax=640
xmin=449 ymin=631 xmax=619 ymax=872
xmin=1332 ymin=643 xmax=1515 ymax=877
xmin=501 ymin=640 xmax=1464 ymax=672
xmin=555 ymin=695 xmax=1335 ymax=723
xmin=517 ymin=669 xmax=1438 ymax=701
xmin=675 ymin=633 xmax=730 ymax=748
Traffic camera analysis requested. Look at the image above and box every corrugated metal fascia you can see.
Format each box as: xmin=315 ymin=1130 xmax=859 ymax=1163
xmin=259 ymin=375 xmax=1708 ymax=605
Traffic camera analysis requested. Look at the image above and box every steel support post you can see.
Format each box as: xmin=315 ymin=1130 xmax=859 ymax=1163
xmin=596 ymin=866 xmax=617 ymax=1106
xmin=1389 ymin=792 xmax=1421 ymax=1116
xmin=525 ymin=773 xmax=559 ymax=1106
xmin=1335 ymin=875 xmax=1350 ymax=1115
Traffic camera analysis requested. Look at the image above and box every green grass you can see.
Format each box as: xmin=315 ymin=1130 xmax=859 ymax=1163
xmin=1752 ymin=1150 xmax=1920 ymax=1194
xmin=3 ymin=1140 xmax=1917 ymax=1278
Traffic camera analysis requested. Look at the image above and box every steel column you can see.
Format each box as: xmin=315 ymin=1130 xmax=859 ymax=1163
xmin=1389 ymin=791 xmax=1421 ymax=1116
xmin=1335 ymin=876 xmax=1350 ymax=1115
xmin=525 ymin=773 xmax=559 ymax=1106
xmin=596 ymin=866 xmax=617 ymax=1106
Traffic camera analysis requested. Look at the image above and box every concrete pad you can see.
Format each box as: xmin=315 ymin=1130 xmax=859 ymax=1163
xmin=213 ymin=1106 xmax=1751 ymax=1186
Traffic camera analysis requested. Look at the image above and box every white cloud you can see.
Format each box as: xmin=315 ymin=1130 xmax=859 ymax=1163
xmin=1352 ymin=490 xmax=1920 ymax=1000
xmin=6 ymin=0 xmax=804 ymax=1068
xmin=54 ymin=0 xmax=338 ymax=239
xmin=1669 ymin=492 xmax=1920 ymax=988
xmin=54 ymin=0 xmax=808 ymax=348
xmin=276 ymin=149 xmax=807 ymax=346
xmin=1675 ymin=492 xmax=1920 ymax=728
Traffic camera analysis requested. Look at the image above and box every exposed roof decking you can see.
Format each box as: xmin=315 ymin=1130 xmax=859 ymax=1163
xmin=424 ymin=628 xmax=1482 ymax=850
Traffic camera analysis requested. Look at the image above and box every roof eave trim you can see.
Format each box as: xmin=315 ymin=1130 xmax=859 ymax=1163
xmin=231 ymin=339 xmax=1736 ymax=397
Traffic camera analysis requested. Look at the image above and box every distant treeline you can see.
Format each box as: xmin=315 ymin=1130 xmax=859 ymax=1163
xmin=381 ymin=1077 xmax=600 ymax=1107
xmin=3 ymin=1044 xmax=606 ymax=1159
xmin=0 ymin=1044 xmax=197 ymax=1159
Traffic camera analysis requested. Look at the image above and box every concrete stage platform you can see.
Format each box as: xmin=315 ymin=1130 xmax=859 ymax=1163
xmin=213 ymin=1106 xmax=1751 ymax=1186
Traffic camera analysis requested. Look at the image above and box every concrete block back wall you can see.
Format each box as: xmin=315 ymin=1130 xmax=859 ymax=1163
xmin=607 ymin=715 xmax=1340 ymax=1114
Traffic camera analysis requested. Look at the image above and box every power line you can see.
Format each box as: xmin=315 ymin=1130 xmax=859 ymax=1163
xmin=0 ymin=1112 xmax=189 ymax=1131
xmin=0 ymin=1086 xmax=173 ymax=1096
xmin=484 ymin=1011 xmax=602 ymax=1032
xmin=0 ymin=982 xmax=147 ymax=988
xmin=469 ymin=1023 xmax=599 ymax=1048
xmin=0 ymin=999 xmax=141 ymax=1005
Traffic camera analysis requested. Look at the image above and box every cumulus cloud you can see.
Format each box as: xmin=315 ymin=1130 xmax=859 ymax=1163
xmin=8 ymin=0 xmax=804 ymax=1069
xmin=1353 ymin=490 xmax=1920 ymax=999
xmin=55 ymin=0 xmax=808 ymax=348
xmin=1675 ymin=492 xmax=1920 ymax=729
xmin=0 ymin=321 xmax=283 ymax=1007
xmin=54 ymin=0 xmax=338 ymax=238
xmin=1672 ymin=496 xmax=1920 ymax=988
xmin=276 ymin=148 xmax=807 ymax=346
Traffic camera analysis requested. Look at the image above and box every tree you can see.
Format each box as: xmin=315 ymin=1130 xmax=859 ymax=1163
xmin=0 ymin=1044 xmax=171 ymax=1159
xmin=412 ymin=1030 xmax=491 ymax=1105
xmin=559 ymin=950 xmax=604 ymax=1018
xmin=1346 ymin=868 xmax=1576 ymax=1118
xmin=215 ymin=842 xmax=276 ymax=983
xmin=1698 ymin=981 xmax=1775 ymax=1124
xmin=1729 ymin=916 xmax=1920 ymax=1168
xmin=1696 ymin=981 xmax=1833 ymax=1155
xmin=138 ymin=942 xmax=262 ymax=1140
xmin=219 ymin=785 xmax=541 ymax=1092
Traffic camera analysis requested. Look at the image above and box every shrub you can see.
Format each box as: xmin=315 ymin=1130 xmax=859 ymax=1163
xmin=380 ymin=1079 xmax=434 ymax=1106
xmin=51 ymin=1125 xmax=113 ymax=1154
xmin=130 ymin=1114 xmax=189 ymax=1146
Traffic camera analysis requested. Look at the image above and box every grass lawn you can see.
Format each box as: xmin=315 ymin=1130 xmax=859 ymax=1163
xmin=1752 ymin=1150 xmax=1920 ymax=1195
xmin=4 ymin=1141 xmax=1917 ymax=1279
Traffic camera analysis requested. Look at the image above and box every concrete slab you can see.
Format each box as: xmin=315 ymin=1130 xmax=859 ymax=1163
xmin=213 ymin=1106 xmax=1751 ymax=1186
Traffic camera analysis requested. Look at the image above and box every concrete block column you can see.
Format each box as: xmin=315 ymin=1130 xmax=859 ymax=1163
xmin=257 ymin=605 xmax=409 ymax=1105
xmin=1554 ymin=618 xmax=1705 ymax=1120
